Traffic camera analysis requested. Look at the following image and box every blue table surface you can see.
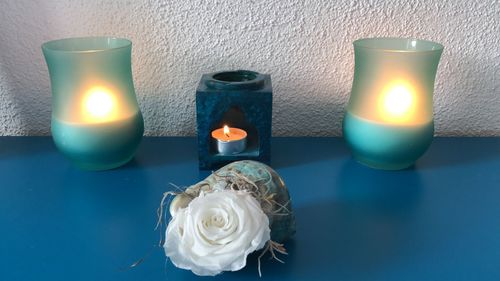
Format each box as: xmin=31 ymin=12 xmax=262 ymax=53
xmin=0 ymin=137 xmax=499 ymax=281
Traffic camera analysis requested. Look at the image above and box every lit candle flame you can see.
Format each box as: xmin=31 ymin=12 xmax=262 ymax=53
xmin=83 ymin=86 xmax=116 ymax=122
xmin=379 ymin=81 xmax=416 ymax=123
xmin=223 ymin=125 xmax=230 ymax=137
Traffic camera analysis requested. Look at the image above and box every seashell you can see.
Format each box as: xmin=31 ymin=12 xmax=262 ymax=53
xmin=170 ymin=160 xmax=296 ymax=243
xmin=169 ymin=193 xmax=191 ymax=217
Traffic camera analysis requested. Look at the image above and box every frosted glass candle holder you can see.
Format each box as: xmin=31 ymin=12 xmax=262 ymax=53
xmin=343 ymin=38 xmax=443 ymax=170
xmin=42 ymin=37 xmax=144 ymax=170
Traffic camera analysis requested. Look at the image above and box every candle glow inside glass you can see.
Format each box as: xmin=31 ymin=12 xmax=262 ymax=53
xmin=343 ymin=38 xmax=443 ymax=170
xmin=42 ymin=37 xmax=144 ymax=170
xmin=82 ymin=86 xmax=118 ymax=122
xmin=378 ymin=81 xmax=418 ymax=123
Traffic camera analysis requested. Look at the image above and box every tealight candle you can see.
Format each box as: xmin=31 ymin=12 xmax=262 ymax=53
xmin=212 ymin=125 xmax=247 ymax=155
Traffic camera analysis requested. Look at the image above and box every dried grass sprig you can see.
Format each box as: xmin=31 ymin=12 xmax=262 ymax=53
xmin=257 ymin=240 xmax=289 ymax=277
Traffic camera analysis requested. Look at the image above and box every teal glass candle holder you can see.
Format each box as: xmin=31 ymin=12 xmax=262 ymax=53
xmin=42 ymin=37 xmax=144 ymax=170
xmin=343 ymin=38 xmax=443 ymax=170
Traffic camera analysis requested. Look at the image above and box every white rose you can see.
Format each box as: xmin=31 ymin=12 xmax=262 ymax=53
xmin=164 ymin=190 xmax=271 ymax=276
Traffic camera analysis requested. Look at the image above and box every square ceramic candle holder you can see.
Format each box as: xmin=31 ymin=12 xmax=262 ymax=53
xmin=196 ymin=70 xmax=272 ymax=170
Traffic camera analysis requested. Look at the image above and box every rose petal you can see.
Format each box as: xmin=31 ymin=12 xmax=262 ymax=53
xmin=164 ymin=190 xmax=271 ymax=276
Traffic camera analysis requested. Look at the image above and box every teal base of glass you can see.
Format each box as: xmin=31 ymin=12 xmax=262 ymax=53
xmin=343 ymin=111 xmax=434 ymax=170
xmin=51 ymin=112 xmax=144 ymax=171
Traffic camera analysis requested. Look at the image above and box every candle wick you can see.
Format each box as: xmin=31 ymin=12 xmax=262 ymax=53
xmin=224 ymin=132 xmax=230 ymax=138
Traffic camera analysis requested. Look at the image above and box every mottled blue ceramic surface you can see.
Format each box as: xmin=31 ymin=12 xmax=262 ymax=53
xmin=196 ymin=70 xmax=272 ymax=170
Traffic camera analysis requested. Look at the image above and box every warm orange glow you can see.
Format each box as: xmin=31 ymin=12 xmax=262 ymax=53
xmin=82 ymin=86 xmax=117 ymax=122
xmin=379 ymin=81 xmax=416 ymax=123
xmin=383 ymin=85 xmax=413 ymax=116
xmin=212 ymin=126 xmax=247 ymax=142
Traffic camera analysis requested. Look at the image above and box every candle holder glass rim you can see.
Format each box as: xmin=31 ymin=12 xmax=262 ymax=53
xmin=42 ymin=37 xmax=132 ymax=54
xmin=206 ymin=70 xmax=266 ymax=90
xmin=353 ymin=37 xmax=444 ymax=53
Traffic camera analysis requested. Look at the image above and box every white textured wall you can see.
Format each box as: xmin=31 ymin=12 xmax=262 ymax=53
xmin=0 ymin=0 xmax=499 ymax=136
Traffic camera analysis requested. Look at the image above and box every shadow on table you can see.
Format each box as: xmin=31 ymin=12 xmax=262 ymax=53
xmin=122 ymin=137 xmax=198 ymax=170
xmin=335 ymin=159 xmax=424 ymax=207
xmin=153 ymin=159 xmax=427 ymax=280
xmin=60 ymin=164 xmax=154 ymax=210
xmin=417 ymin=138 xmax=500 ymax=170
xmin=0 ymin=137 xmax=55 ymax=159
xmin=271 ymin=137 xmax=349 ymax=169
xmin=209 ymin=160 xmax=425 ymax=280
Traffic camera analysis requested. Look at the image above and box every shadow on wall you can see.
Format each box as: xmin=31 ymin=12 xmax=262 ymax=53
xmin=0 ymin=1 xmax=55 ymax=136
xmin=0 ymin=44 xmax=26 ymax=135
xmin=274 ymin=85 xmax=348 ymax=137
xmin=434 ymin=51 xmax=500 ymax=136
xmin=0 ymin=1 xmax=499 ymax=137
